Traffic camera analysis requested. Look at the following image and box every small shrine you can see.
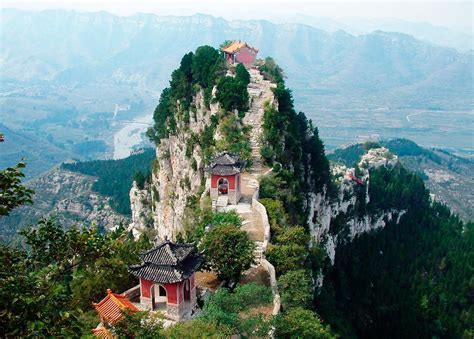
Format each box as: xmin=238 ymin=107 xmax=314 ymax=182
xmin=128 ymin=241 xmax=203 ymax=321
xmin=92 ymin=289 xmax=138 ymax=337
xmin=221 ymin=41 xmax=258 ymax=65
xmin=206 ymin=151 xmax=246 ymax=205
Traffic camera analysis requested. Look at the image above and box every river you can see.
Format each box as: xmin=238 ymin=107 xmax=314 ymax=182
xmin=113 ymin=114 xmax=153 ymax=160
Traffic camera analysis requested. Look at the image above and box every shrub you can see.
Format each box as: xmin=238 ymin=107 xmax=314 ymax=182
xmin=278 ymin=269 xmax=313 ymax=309
xmin=275 ymin=307 xmax=336 ymax=339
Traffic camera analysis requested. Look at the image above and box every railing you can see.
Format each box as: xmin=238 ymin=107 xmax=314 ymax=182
xmin=121 ymin=284 xmax=141 ymax=301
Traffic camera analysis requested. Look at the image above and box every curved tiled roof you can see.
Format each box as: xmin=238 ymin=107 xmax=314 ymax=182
xmin=128 ymin=241 xmax=203 ymax=284
xmin=206 ymin=151 xmax=246 ymax=175
xmin=222 ymin=41 xmax=258 ymax=54
xmin=92 ymin=327 xmax=113 ymax=339
xmin=92 ymin=289 xmax=138 ymax=325
xmin=140 ymin=241 xmax=195 ymax=265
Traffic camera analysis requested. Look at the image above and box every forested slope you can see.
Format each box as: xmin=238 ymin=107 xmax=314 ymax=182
xmin=328 ymin=139 xmax=474 ymax=221
xmin=62 ymin=149 xmax=155 ymax=214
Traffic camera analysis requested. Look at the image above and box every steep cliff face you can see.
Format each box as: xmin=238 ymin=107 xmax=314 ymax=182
xmin=129 ymin=48 xmax=407 ymax=266
xmin=307 ymin=147 xmax=404 ymax=263
xmin=130 ymin=89 xmax=220 ymax=239
xmin=150 ymin=95 xmax=218 ymax=239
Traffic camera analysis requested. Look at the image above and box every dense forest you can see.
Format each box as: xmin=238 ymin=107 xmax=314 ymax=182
xmin=62 ymin=149 xmax=155 ymax=214
xmin=310 ymin=159 xmax=473 ymax=338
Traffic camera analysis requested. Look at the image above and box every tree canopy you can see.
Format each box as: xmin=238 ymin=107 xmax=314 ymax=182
xmin=201 ymin=222 xmax=255 ymax=286
xmin=0 ymin=160 xmax=33 ymax=216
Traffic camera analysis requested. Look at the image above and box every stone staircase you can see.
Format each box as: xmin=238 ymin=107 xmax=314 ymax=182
xmin=215 ymin=196 xmax=229 ymax=209
xmin=243 ymin=69 xmax=275 ymax=174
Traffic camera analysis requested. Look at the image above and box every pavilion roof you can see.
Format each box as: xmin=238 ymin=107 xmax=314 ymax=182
xmin=128 ymin=241 xmax=203 ymax=284
xmin=92 ymin=327 xmax=113 ymax=339
xmin=222 ymin=41 xmax=258 ymax=54
xmin=206 ymin=151 xmax=246 ymax=176
xmin=92 ymin=289 xmax=138 ymax=325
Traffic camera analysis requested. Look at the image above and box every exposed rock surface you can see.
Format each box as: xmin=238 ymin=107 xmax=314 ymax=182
xmin=129 ymin=90 xmax=220 ymax=240
xmin=0 ymin=167 xmax=128 ymax=242
xmin=308 ymin=148 xmax=404 ymax=264
xmin=128 ymin=62 xmax=407 ymax=272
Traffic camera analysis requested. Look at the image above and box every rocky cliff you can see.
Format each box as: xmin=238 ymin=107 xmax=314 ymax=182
xmin=307 ymin=148 xmax=404 ymax=263
xmin=129 ymin=89 xmax=220 ymax=239
xmin=129 ymin=51 xmax=408 ymax=267
xmin=0 ymin=167 xmax=128 ymax=242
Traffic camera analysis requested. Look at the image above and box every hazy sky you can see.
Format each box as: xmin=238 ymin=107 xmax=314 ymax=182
xmin=2 ymin=0 xmax=473 ymax=30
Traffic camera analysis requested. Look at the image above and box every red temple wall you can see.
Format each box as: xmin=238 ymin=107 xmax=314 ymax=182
xmin=141 ymin=278 xmax=182 ymax=304
xmin=235 ymin=47 xmax=257 ymax=64
xmin=211 ymin=174 xmax=236 ymax=189
xmin=140 ymin=278 xmax=153 ymax=298
xmin=164 ymin=282 xmax=179 ymax=304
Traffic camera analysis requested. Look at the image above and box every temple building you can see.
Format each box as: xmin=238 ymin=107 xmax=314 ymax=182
xmin=128 ymin=241 xmax=203 ymax=321
xmin=206 ymin=151 xmax=246 ymax=206
xmin=92 ymin=289 xmax=138 ymax=337
xmin=221 ymin=41 xmax=258 ymax=65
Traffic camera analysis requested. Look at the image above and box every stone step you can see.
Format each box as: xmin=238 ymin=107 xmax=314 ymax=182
xmin=215 ymin=196 xmax=228 ymax=208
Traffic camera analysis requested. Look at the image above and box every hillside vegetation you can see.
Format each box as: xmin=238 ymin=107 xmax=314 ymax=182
xmin=62 ymin=149 xmax=155 ymax=215
xmin=1 ymin=46 xmax=472 ymax=338
xmin=328 ymin=139 xmax=474 ymax=220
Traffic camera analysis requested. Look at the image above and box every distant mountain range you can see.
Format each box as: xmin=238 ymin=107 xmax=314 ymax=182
xmin=275 ymin=15 xmax=473 ymax=52
xmin=2 ymin=9 xmax=473 ymax=110
xmin=1 ymin=9 xmax=472 ymax=179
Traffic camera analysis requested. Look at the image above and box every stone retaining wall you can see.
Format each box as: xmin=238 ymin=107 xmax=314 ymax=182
xmin=251 ymin=184 xmax=281 ymax=315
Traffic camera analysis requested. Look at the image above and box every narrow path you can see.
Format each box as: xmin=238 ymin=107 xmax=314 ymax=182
xmin=230 ymin=68 xmax=276 ymax=275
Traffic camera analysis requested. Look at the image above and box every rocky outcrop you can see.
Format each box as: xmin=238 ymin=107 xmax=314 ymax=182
xmin=129 ymin=182 xmax=153 ymax=236
xmin=307 ymin=148 xmax=404 ymax=264
xmin=130 ymin=90 xmax=220 ymax=240
xmin=0 ymin=168 xmax=128 ymax=241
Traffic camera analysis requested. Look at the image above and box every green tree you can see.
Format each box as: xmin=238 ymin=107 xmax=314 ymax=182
xmin=133 ymin=170 xmax=146 ymax=189
xmin=201 ymin=223 xmax=255 ymax=285
xmin=192 ymin=45 xmax=222 ymax=89
xmin=266 ymin=226 xmax=309 ymax=275
xmin=0 ymin=216 xmax=152 ymax=337
xmin=215 ymin=113 xmax=252 ymax=163
xmin=200 ymin=283 xmax=272 ymax=335
xmin=0 ymin=160 xmax=34 ymax=216
xmin=112 ymin=310 xmax=164 ymax=338
xmin=235 ymin=63 xmax=250 ymax=86
xmin=163 ymin=319 xmax=232 ymax=338
xmin=275 ymin=307 xmax=336 ymax=339
xmin=215 ymin=76 xmax=249 ymax=112
xmin=278 ymin=269 xmax=313 ymax=310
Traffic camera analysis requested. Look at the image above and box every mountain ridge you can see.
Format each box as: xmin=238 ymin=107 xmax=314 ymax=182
xmin=2 ymin=9 xmax=472 ymax=112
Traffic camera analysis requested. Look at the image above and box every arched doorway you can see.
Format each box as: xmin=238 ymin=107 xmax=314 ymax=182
xmin=218 ymin=178 xmax=229 ymax=195
xmin=151 ymin=284 xmax=167 ymax=311
xmin=183 ymin=279 xmax=191 ymax=302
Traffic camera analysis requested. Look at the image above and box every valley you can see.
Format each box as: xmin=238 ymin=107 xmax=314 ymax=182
xmin=1 ymin=10 xmax=472 ymax=182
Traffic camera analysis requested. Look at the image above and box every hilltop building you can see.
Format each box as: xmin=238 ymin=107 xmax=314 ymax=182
xmin=206 ymin=151 xmax=246 ymax=206
xmin=221 ymin=41 xmax=258 ymax=65
xmin=128 ymin=241 xmax=203 ymax=321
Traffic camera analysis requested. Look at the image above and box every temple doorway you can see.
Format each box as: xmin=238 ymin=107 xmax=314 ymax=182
xmin=151 ymin=284 xmax=167 ymax=311
xmin=183 ymin=279 xmax=191 ymax=302
xmin=217 ymin=178 xmax=229 ymax=195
